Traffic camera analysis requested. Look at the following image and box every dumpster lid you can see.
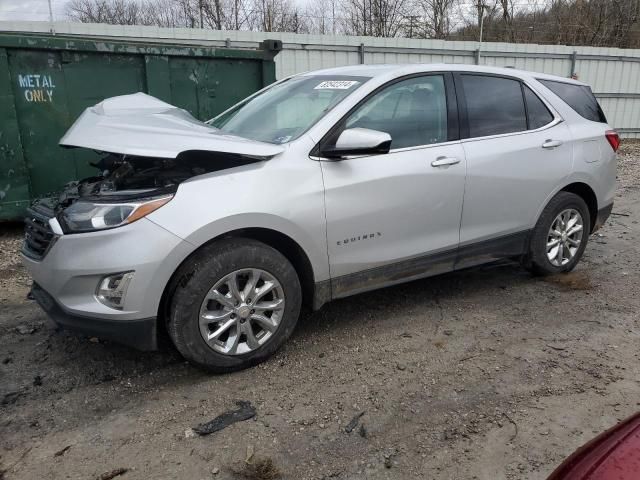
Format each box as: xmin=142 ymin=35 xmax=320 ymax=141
xmin=59 ymin=93 xmax=285 ymax=159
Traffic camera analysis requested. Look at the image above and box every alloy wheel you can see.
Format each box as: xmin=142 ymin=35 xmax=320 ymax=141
xmin=546 ymin=208 xmax=584 ymax=267
xmin=199 ymin=268 xmax=285 ymax=355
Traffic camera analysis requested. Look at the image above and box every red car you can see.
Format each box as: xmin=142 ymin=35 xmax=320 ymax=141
xmin=548 ymin=412 xmax=640 ymax=479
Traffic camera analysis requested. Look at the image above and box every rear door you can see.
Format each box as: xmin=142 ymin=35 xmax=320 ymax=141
xmin=455 ymin=73 xmax=573 ymax=267
xmin=320 ymin=73 xmax=467 ymax=297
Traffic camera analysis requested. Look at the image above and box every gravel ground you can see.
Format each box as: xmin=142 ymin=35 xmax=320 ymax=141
xmin=1 ymin=143 xmax=640 ymax=480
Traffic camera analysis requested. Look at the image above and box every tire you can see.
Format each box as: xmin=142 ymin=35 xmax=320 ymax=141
xmin=167 ymin=238 xmax=302 ymax=373
xmin=525 ymin=191 xmax=591 ymax=276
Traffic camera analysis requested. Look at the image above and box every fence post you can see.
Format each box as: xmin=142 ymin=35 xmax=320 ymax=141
xmin=359 ymin=43 xmax=365 ymax=64
xmin=569 ymin=51 xmax=577 ymax=78
xmin=474 ymin=49 xmax=480 ymax=65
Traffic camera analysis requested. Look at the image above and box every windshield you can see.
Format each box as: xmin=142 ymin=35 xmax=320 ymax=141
xmin=210 ymin=75 xmax=369 ymax=144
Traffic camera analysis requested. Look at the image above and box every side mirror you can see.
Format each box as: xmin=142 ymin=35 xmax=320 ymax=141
xmin=321 ymin=128 xmax=392 ymax=159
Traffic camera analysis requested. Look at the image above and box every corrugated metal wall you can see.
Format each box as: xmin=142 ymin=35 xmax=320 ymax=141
xmin=2 ymin=21 xmax=640 ymax=137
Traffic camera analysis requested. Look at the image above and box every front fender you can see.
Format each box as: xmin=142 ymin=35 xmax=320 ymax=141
xmin=146 ymin=152 xmax=329 ymax=283
xmin=179 ymin=212 xmax=330 ymax=283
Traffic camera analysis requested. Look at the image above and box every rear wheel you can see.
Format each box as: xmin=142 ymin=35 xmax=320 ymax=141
xmin=167 ymin=238 xmax=302 ymax=372
xmin=526 ymin=192 xmax=590 ymax=275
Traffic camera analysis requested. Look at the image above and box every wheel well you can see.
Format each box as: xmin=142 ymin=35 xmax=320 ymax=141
xmin=158 ymin=228 xmax=316 ymax=335
xmin=223 ymin=228 xmax=316 ymax=310
xmin=560 ymin=182 xmax=598 ymax=232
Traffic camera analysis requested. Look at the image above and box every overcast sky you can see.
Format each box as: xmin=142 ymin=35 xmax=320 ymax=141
xmin=0 ymin=0 xmax=71 ymax=22
xmin=0 ymin=0 xmax=314 ymax=22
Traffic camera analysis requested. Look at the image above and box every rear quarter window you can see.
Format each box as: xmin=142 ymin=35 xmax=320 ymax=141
xmin=538 ymin=79 xmax=607 ymax=123
xmin=523 ymin=85 xmax=554 ymax=129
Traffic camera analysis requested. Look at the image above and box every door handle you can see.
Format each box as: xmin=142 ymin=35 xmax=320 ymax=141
xmin=542 ymin=139 xmax=563 ymax=149
xmin=431 ymin=156 xmax=460 ymax=167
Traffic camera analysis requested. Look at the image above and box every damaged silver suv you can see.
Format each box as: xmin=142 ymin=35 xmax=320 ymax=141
xmin=22 ymin=64 xmax=618 ymax=372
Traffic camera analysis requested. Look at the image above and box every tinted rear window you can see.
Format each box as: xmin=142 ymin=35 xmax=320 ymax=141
xmin=523 ymin=85 xmax=554 ymax=129
xmin=462 ymin=75 xmax=527 ymax=137
xmin=538 ymin=79 xmax=607 ymax=123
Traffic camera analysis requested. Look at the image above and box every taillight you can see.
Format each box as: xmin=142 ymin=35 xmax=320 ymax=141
xmin=605 ymin=130 xmax=620 ymax=152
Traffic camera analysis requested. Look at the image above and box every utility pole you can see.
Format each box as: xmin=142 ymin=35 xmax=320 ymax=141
xmin=332 ymin=0 xmax=336 ymax=34
xmin=234 ymin=0 xmax=239 ymax=29
xmin=199 ymin=0 xmax=204 ymax=28
xmin=476 ymin=0 xmax=488 ymax=64
xmin=47 ymin=0 xmax=55 ymax=35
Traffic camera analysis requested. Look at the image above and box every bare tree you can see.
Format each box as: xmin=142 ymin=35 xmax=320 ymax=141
xmin=145 ymin=0 xmax=191 ymax=27
xmin=67 ymin=0 xmax=145 ymax=24
xmin=497 ymin=0 xmax=514 ymax=41
xmin=415 ymin=0 xmax=456 ymax=38
xmin=67 ymin=0 xmax=304 ymax=30
xmin=67 ymin=0 xmax=197 ymax=26
xmin=304 ymin=0 xmax=340 ymax=34
xmin=450 ymin=0 xmax=640 ymax=47
xmin=249 ymin=0 xmax=308 ymax=33
xmin=342 ymin=0 xmax=410 ymax=37
xmin=224 ymin=0 xmax=254 ymax=30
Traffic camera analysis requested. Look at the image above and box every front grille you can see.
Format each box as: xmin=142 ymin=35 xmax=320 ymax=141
xmin=23 ymin=204 xmax=56 ymax=260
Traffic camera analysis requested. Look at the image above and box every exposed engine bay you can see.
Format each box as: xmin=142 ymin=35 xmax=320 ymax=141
xmin=24 ymin=92 xmax=282 ymax=237
xmin=53 ymin=150 xmax=264 ymax=212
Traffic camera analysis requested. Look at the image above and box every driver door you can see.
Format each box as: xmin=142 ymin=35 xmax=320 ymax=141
xmin=319 ymin=73 xmax=467 ymax=298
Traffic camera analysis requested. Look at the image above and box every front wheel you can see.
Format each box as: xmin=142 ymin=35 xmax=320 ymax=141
xmin=167 ymin=238 xmax=302 ymax=373
xmin=525 ymin=192 xmax=590 ymax=275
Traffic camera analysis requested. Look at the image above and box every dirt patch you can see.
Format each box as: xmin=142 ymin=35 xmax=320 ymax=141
xmin=543 ymin=270 xmax=593 ymax=290
xmin=232 ymin=458 xmax=281 ymax=480
xmin=617 ymin=140 xmax=640 ymax=192
xmin=1 ymin=145 xmax=639 ymax=479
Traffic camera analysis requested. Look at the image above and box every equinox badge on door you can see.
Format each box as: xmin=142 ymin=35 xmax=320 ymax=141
xmin=337 ymin=232 xmax=382 ymax=246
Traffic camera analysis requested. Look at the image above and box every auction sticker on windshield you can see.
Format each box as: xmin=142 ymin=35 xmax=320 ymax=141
xmin=314 ymin=80 xmax=360 ymax=90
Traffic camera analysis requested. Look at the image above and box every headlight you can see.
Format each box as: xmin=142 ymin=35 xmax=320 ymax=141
xmin=60 ymin=195 xmax=172 ymax=233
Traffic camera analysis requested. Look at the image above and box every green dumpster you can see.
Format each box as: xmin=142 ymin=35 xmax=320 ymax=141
xmin=0 ymin=33 xmax=280 ymax=221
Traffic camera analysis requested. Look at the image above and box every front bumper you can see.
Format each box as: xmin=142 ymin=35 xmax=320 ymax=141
xmin=21 ymin=217 xmax=195 ymax=350
xmin=31 ymin=283 xmax=157 ymax=350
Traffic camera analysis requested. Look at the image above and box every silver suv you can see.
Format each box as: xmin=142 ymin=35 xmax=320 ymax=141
xmin=22 ymin=64 xmax=618 ymax=372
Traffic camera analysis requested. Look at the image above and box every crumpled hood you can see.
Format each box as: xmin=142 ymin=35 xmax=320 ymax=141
xmin=59 ymin=92 xmax=284 ymax=159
